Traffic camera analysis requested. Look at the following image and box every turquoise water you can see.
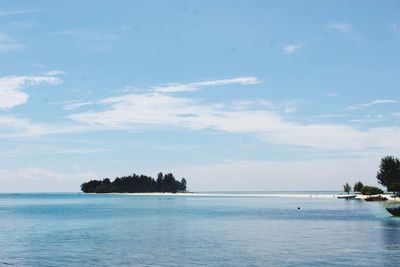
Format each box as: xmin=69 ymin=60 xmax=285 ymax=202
xmin=0 ymin=193 xmax=399 ymax=266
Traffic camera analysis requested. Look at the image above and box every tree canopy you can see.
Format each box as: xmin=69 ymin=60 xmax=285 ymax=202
xmin=360 ymin=186 xmax=384 ymax=195
xmin=343 ymin=183 xmax=351 ymax=194
xmin=353 ymin=181 xmax=364 ymax=192
xmin=377 ymin=156 xmax=400 ymax=194
xmin=81 ymin=172 xmax=187 ymax=193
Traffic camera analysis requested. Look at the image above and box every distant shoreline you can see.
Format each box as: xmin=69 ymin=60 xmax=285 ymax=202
xmin=82 ymin=192 xmax=400 ymax=201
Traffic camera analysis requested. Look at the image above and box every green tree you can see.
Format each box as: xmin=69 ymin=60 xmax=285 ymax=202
xmin=156 ymin=172 xmax=163 ymax=192
xmin=181 ymin=178 xmax=187 ymax=188
xmin=377 ymin=156 xmax=400 ymax=194
xmin=360 ymin=186 xmax=384 ymax=195
xmin=81 ymin=172 xmax=186 ymax=193
xmin=176 ymin=178 xmax=187 ymax=192
xmin=353 ymin=181 xmax=364 ymax=192
xmin=343 ymin=183 xmax=351 ymax=194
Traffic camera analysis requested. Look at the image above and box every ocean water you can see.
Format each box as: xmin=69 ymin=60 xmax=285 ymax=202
xmin=0 ymin=193 xmax=399 ymax=267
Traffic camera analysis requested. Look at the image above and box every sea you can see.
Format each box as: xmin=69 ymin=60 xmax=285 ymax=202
xmin=0 ymin=192 xmax=399 ymax=267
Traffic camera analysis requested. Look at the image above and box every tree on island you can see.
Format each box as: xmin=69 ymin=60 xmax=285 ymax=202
xmin=377 ymin=156 xmax=400 ymax=195
xmin=343 ymin=183 xmax=351 ymax=194
xmin=81 ymin=172 xmax=187 ymax=193
xmin=353 ymin=181 xmax=364 ymax=192
xmin=360 ymin=186 xmax=384 ymax=195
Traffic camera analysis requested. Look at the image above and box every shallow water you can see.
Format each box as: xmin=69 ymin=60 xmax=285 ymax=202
xmin=0 ymin=193 xmax=399 ymax=266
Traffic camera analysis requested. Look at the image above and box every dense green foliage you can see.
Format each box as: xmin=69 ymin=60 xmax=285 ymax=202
xmin=377 ymin=156 xmax=400 ymax=194
xmin=81 ymin=172 xmax=187 ymax=193
xmin=353 ymin=181 xmax=364 ymax=192
xmin=360 ymin=186 xmax=384 ymax=195
xmin=343 ymin=183 xmax=351 ymax=194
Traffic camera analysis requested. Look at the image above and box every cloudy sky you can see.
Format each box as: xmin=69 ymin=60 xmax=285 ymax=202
xmin=1 ymin=1 xmax=400 ymax=192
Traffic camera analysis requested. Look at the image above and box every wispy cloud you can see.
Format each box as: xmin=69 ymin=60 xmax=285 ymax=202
xmin=52 ymin=29 xmax=125 ymax=52
xmin=45 ymin=70 xmax=65 ymax=76
xmin=63 ymin=101 xmax=92 ymax=110
xmin=8 ymin=20 xmax=36 ymax=29
xmin=0 ymin=73 xmax=62 ymax=109
xmin=0 ymin=166 xmax=97 ymax=192
xmin=51 ymin=147 xmax=106 ymax=154
xmin=0 ymin=144 xmax=105 ymax=159
xmin=283 ymin=43 xmax=304 ymax=54
xmin=67 ymin=90 xmax=400 ymax=151
xmin=347 ymin=99 xmax=399 ymax=110
xmin=175 ymin=157 xmax=382 ymax=191
xmin=328 ymin=22 xmax=352 ymax=33
xmin=3 ymin=76 xmax=400 ymax=153
xmin=152 ymin=76 xmax=261 ymax=93
xmin=0 ymin=115 xmax=90 ymax=138
xmin=0 ymin=32 xmax=24 ymax=52
xmin=326 ymin=91 xmax=339 ymax=97
xmin=0 ymin=9 xmax=36 ymax=17
xmin=350 ymin=114 xmax=384 ymax=123
xmin=53 ymin=30 xmax=119 ymax=41
xmin=313 ymin=114 xmax=347 ymax=119
xmin=392 ymin=112 xmax=400 ymax=117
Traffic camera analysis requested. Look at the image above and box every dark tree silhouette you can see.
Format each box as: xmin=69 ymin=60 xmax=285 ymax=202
xmin=353 ymin=181 xmax=364 ymax=192
xmin=361 ymin=186 xmax=384 ymax=195
xmin=377 ymin=156 xmax=400 ymax=194
xmin=177 ymin=178 xmax=187 ymax=191
xmin=343 ymin=183 xmax=351 ymax=194
xmin=81 ymin=172 xmax=188 ymax=193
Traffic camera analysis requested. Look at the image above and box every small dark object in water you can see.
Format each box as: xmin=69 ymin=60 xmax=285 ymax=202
xmin=386 ymin=206 xmax=400 ymax=216
xmin=297 ymin=207 xmax=300 ymax=210
xmin=365 ymin=195 xmax=388 ymax=202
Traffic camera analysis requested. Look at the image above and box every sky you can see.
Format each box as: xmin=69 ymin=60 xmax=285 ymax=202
xmin=1 ymin=0 xmax=400 ymax=192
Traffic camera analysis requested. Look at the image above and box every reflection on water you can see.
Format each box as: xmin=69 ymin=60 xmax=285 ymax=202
xmin=382 ymin=219 xmax=400 ymax=245
xmin=381 ymin=218 xmax=400 ymax=267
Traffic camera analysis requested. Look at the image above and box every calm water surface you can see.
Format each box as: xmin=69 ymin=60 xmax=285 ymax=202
xmin=0 ymin=193 xmax=399 ymax=266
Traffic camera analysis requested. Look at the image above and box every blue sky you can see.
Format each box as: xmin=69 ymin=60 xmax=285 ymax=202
xmin=1 ymin=0 xmax=400 ymax=192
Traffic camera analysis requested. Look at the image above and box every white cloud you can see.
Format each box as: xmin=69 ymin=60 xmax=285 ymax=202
xmin=230 ymin=99 xmax=271 ymax=110
xmin=152 ymin=76 xmax=261 ymax=93
xmin=67 ymin=92 xmax=400 ymax=151
xmin=283 ymin=43 xmax=304 ymax=54
xmin=0 ymin=144 xmax=105 ymax=159
xmin=314 ymin=114 xmax=347 ymax=119
xmin=0 ymin=32 xmax=24 ymax=52
xmin=349 ymin=114 xmax=384 ymax=124
xmin=347 ymin=99 xmax=399 ymax=110
xmin=0 ymin=9 xmax=36 ymax=17
xmin=52 ymin=29 xmax=124 ymax=52
xmin=284 ymin=106 xmax=297 ymax=113
xmin=0 ymin=115 xmax=89 ymax=138
xmin=326 ymin=91 xmax=339 ymax=97
xmin=392 ymin=112 xmax=400 ymax=117
xmin=45 ymin=70 xmax=65 ymax=76
xmin=63 ymin=101 xmax=92 ymax=110
xmin=0 ymin=74 xmax=62 ymax=109
xmin=328 ymin=22 xmax=352 ymax=33
xmin=54 ymin=30 xmax=119 ymax=41
xmin=8 ymin=20 xmax=36 ymax=29
xmin=0 ymin=166 xmax=97 ymax=192
xmin=2 ymin=76 xmax=399 ymax=153
xmin=173 ymin=157 xmax=383 ymax=191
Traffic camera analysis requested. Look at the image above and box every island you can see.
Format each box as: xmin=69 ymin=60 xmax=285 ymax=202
xmin=81 ymin=172 xmax=187 ymax=193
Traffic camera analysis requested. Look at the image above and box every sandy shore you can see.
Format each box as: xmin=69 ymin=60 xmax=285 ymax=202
xmin=108 ymin=192 xmax=338 ymax=198
xmin=335 ymin=194 xmax=400 ymax=202
xmin=99 ymin=192 xmax=400 ymax=202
